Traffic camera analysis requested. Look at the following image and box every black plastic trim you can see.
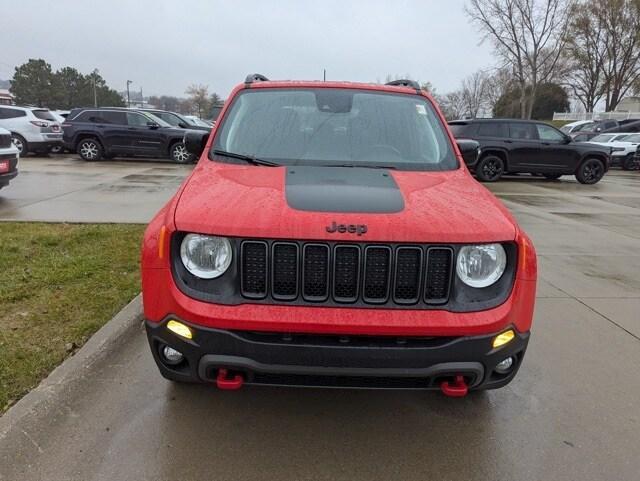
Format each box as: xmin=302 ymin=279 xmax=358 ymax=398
xmin=362 ymin=245 xmax=392 ymax=304
xmin=245 ymin=73 xmax=269 ymax=84
xmin=240 ymin=240 xmax=268 ymax=299
xmin=271 ymin=242 xmax=299 ymax=301
xmin=332 ymin=244 xmax=361 ymax=303
xmin=145 ymin=317 xmax=530 ymax=390
xmin=392 ymin=246 xmax=423 ymax=305
xmin=302 ymin=243 xmax=330 ymax=302
xmin=424 ymin=247 xmax=454 ymax=305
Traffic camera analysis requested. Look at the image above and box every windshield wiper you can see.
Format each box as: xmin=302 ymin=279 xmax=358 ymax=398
xmin=212 ymin=149 xmax=280 ymax=167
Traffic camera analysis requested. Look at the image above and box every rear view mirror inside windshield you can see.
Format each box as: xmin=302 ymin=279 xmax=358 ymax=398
xmin=315 ymin=90 xmax=353 ymax=113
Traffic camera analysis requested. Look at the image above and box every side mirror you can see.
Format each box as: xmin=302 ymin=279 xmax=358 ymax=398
xmin=147 ymin=121 xmax=160 ymax=129
xmin=563 ymin=135 xmax=572 ymax=144
xmin=184 ymin=131 xmax=209 ymax=156
xmin=456 ymin=139 xmax=481 ymax=166
xmin=178 ymin=122 xmax=189 ymax=129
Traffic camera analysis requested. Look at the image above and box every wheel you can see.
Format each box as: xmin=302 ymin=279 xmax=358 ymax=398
xmin=543 ymin=173 xmax=562 ymax=180
xmin=622 ymin=154 xmax=638 ymax=170
xmin=475 ymin=155 xmax=505 ymax=182
xmin=77 ymin=138 xmax=103 ymax=161
xmin=170 ymin=142 xmax=194 ymax=163
xmin=11 ymin=134 xmax=27 ymax=156
xmin=576 ymin=158 xmax=605 ymax=184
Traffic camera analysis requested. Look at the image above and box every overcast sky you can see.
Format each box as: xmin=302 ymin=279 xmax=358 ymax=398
xmin=0 ymin=0 xmax=495 ymax=99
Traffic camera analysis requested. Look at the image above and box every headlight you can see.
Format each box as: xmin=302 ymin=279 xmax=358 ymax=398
xmin=180 ymin=234 xmax=232 ymax=279
xmin=456 ymin=244 xmax=507 ymax=288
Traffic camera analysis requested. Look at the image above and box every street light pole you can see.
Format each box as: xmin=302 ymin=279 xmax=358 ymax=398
xmin=92 ymin=76 xmax=97 ymax=107
xmin=91 ymin=69 xmax=99 ymax=107
xmin=126 ymin=80 xmax=132 ymax=108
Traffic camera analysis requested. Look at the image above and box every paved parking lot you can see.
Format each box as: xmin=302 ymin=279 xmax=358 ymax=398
xmin=0 ymin=155 xmax=193 ymax=223
xmin=1 ymin=156 xmax=639 ymax=480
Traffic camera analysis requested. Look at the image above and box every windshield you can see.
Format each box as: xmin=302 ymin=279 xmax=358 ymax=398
xmin=560 ymin=125 xmax=571 ymax=133
xmin=591 ymin=134 xmax=615 ymax=142
xmin=187 ymin=116 xmax=211 ymax=128
xmin=212 ymin=88 xmax=457 ymax=171
xmin=150 ymin=111 xmax=182 ymax=127
xmin=573 ymin=122 xmax=595 ymax=132
xmin=141 ymin=112 xmax=171 ymax=127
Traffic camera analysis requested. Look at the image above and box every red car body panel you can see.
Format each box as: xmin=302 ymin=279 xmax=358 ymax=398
xmin=141 ymin=80 xmax=537 ymax=338
xmin=173 ymin=163 xmax=516 ymax=243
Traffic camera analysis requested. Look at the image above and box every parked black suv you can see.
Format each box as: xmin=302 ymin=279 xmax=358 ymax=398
xmin=449 ymin=119 xmax=611 ymax=184
xmin=62 ymin=108 xmax=197 ymax=162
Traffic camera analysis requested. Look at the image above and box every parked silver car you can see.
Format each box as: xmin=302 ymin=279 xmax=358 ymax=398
xmin=0 ymin=106 xmax=63 ymax=155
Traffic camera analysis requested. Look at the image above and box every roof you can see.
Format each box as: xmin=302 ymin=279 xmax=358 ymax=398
xmin=234 ymin=79 xmax=428 ymax=98
xmin=449 ymin=118 xmax=553 ymax=125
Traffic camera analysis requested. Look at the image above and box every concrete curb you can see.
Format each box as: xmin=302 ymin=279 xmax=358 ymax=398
xmin=0 ymin=294 xmax=144 ymax=438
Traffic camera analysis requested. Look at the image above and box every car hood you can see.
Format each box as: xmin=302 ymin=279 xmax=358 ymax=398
xmin=572 ymin=141 xmax=611 ymax=150
xmin=160 ymin=127 xmax=206 ymax=136
xmin=174 ymin=162 xmax=517 ymax=243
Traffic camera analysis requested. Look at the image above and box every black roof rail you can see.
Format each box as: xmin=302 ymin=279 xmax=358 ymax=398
xmin=245 ymin=73 xmax=270 ymax=84
xmin=385 ymin=79 xmax=421 ymax=91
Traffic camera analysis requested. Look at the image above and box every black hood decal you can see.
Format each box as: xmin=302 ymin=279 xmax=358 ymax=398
xmin=285 ymin=166 xmax=405 ymax=213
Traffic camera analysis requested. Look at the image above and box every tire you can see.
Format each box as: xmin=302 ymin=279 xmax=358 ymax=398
xmin=77 ymin=138 xmax=103 ymax=161
xmin=170 ymin=142 xmax=194 ymax=164
xmin=11 ymin=134 xmax=27 ymax=156
xmin=475 ymin=155 xmax=505 ymax=182
xmin=543 ymin=173 xmax=563 ymax=180
xmin=576 ymin=158 xmax=605 ymax=184
xmin=622 ymin=154 xmax=637 ymax=171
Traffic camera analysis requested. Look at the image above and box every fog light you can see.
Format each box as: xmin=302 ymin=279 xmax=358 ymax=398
xmin=495 ymin=356 xmax=515 ymax=374
xmin=492 ymin=329 xmax=515 ymax=348
xmin=167 ymin=320 xmax=192 ymax=339
xmin=162 ymin=345 xmax=184 ymax=365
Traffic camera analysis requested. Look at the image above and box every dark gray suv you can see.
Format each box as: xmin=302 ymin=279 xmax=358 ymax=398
xmin=449 ymin=119 xmax=611 ymax=184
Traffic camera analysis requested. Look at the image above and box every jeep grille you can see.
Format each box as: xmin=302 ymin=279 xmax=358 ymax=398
xmin=240 ymin=240 xmax=453 ymax=306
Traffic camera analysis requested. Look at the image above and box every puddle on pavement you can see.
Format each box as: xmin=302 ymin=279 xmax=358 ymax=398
xmin=122 ymin=174 xmax=186 ymax=184
xmin=587 ymin=196 xmax=640 ymax=209
xmin=95 ymin=183 xmax=180 ymax=193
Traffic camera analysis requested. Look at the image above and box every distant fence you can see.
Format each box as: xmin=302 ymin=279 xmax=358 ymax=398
xmin=553 ymin=111 xmax=640 ymax=121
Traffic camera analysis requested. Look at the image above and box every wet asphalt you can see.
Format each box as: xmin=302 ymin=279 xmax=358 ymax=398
xmin=1 ymin=156 xmax=639 ymax=481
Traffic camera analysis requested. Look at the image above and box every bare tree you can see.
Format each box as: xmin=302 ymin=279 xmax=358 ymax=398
xmin=563 ymin=2 xmax=607 ymax=112
xmin=466 ymin=0 xmax=573 ymax=118
xmin=461 ymin=70 xmax=490 ymax=118
xmin=185 ymin=84 xmax=210 ymax=118
xmin=484 ymin=67 xmax=515 ymax=114
xmin=597 ymin=0 xmax=640 ymax=110
xmin=436 ymin=91 xmax=468 ymax=120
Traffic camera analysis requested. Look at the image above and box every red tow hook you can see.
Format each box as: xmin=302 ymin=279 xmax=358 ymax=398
xmin=440 ymin=375 xmax=469 ymax=398
xmin=215 ymin=368 xmax=244 ymax=390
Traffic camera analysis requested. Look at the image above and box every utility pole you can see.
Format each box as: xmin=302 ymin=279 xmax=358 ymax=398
xmin=92 ymin=77 xmax=97 ymax=107
xmin=91 ymin=69 xmax=99 ymax=107
xmin=140 ymin=87 xmax=143 ymax=107
xmin=126 ymin=80 xmax=132 ymax=108
xmin=323 ymin=69 xmax=326 ymax=81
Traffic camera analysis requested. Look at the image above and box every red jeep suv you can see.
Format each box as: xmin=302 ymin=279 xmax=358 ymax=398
xmin=141 ymin=75 xmax=537 ymax=397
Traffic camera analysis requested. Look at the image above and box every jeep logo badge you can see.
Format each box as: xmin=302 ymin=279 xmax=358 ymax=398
xmin=326 ymin=221 xmax=368 ymax=236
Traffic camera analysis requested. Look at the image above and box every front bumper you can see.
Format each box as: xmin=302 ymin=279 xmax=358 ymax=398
xmin=146 ymin=317 xmax=529 ymax=390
